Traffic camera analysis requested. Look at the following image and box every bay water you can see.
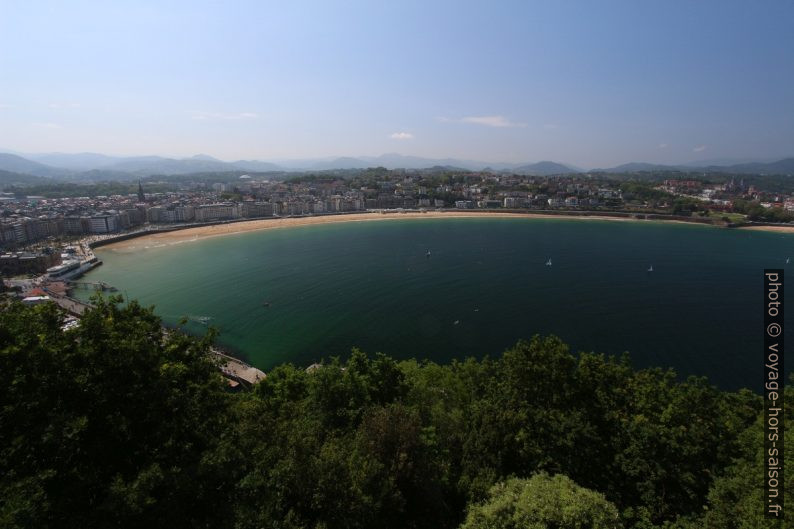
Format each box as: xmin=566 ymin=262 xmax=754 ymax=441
xmin=82 ymin=217 xmax=794 ymax=390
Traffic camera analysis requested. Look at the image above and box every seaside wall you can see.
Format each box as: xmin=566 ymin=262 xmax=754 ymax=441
xmin=87 ymin=209 xmax=730 ymax=250
xmin=88 ymin=212 xmax=373 ymax=249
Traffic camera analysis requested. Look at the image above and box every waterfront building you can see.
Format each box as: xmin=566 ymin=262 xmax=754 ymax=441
xmin=0 ymin=250 xmax=61 ymax=276
xmin=478 ymin=199 xmax=502 ymax=209
xmin=503 ymin=197 xmax=523 ymax=208
xmin=63 ymin=216 xmax=88 ymax=235
xmin=33 ymin=217 xmax=63 ymax=239
xmin=0 ymin=218 xmax=61 ymax=246
xmin=241 ymin=201 xmax=273 ymax=218
xmin=329 ymin=195 xmax=343 ymax=212
xmin=117 ymin=210 xmax=131 ymax=229
xmin=159 ymin=209 xmax=178 ymax=223
xmin=123 ymin=208 xmax=146 ymax=226
xmin=0 ymin=224 xmax=16 ymax=246
xmin=13 ymin=221 xmax=32 ymax=244
xmin=89 ymin=214 xmax=120 ymax=234
xmin=286 ymin=201 xmax=305 ymax=216
xmin=194 ymin=203 xmax=240 ymax=222
xmin=174 ymin=206 xmax=195 ymax=222
xmin=377 ymin=194 xmax=398 ymax=208
xmin=147 ymin=206 xmax=166 ymax=223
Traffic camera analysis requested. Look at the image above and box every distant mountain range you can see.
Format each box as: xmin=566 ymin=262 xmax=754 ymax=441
xmin=594 ymin=158 xmax=794 ymax=175
xmin=0 ymin=169 xmax=52 ymax=187
xmin=0 ymin=149 xmax=792 ymax=184
xmin=0 ymin=151 xmax=585 ymax=179
xmin=0 ymin=153 xmax=72 ymax=178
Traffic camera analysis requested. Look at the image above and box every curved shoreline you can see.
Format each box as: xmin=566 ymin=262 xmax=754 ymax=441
xmin=94 ymin=210 xmax=721 ymax=251
xmin=738 ymin=224 xmax=794 ymax=233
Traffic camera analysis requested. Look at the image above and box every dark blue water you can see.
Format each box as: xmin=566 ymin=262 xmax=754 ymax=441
xmin=86 ymin=217 xmax=794 ymax=391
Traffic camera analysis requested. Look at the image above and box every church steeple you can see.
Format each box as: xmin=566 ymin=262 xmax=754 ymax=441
xmin=137 ymin=180 xmax=146 ymax=202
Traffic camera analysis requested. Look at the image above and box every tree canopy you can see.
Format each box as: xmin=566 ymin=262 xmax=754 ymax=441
xmin=0 ymin=298 xmax=787 ymax=528
xmin=460 ymin=474 xmax=621 ymax=529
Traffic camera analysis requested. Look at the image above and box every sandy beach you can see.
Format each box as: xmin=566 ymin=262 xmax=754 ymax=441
xmin=737 ymin=225 xmax=794 ymax=234
xmin=98 ymin=211 xmax=648 ymax=251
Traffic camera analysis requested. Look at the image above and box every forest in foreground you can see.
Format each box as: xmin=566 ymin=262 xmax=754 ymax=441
xmin=0 ymin=297 xmax=791 ymax=529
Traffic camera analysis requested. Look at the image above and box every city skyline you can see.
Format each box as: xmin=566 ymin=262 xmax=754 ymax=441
xmin=1 ymin=1 xmax=792 ymax=168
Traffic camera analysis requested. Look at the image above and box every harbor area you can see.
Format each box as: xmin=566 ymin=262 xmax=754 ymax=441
xmin=2 ymin=239 xmax=266 ymax=389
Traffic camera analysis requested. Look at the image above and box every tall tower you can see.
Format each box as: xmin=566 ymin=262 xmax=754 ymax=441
xmin=137 ymin=181 xmax=146 ymax=203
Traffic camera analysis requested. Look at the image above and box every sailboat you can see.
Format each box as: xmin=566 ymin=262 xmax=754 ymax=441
xmin=426 ymin=249 xmax=431 ymax=258
xmin=787 ymin=257 xmax=790 ymax=264
xmin=647 ymin=265 xmax=654 ymax=272
xmin=545 ymin=258 xmax=552 ymax=266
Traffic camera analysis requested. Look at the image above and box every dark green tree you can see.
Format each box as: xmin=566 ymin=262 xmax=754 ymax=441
xmin=0 ymin=297 xmax=235 ymax=528
xmin=460 ymin=473 xmax=621 ymax=529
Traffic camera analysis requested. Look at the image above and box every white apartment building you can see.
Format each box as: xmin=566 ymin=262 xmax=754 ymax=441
xmin=194 ymin=203 xmax=240 ymax=222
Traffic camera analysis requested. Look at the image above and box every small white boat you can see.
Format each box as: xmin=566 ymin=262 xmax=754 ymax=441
xmin=787 ymin=257 xmax=790 ymax=264
xmin=545 ymin=258 xmax=552 ymax=266
xmin=647 ymin=265 xmax=654 ymax=272
xmin=426 ymin=249 xmax=431 ymax=258
xmin=453 ymin=320 xmax=460 ymax=325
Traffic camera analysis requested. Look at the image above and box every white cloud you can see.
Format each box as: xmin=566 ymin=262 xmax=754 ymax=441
xmin=191 ymin=111 xmax=258 ymax=121
xmin=460 ymin=115 xmax=526 ymax=128
xmin=437 ymin=115 xmax=526 ymax=128
xmin=658 ymin=143 xmax=668 ymax=149
xmin=48 ymin=102 xmax=80 ymax=109
xmin=692 ymin=145 xmax=707 ymax=152
xmin=390 ymin=132 xmax=414 ymax=140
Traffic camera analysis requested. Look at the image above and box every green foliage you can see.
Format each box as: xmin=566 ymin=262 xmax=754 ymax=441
xmin=460 ymin=473 xmax=621 ymax=529
xmin=732 ymin=199 xmax=793 ymax=223
xmin=619 ymin=182 xmax=674 ymax=204
xmin=4 ymin=181 xmax=175 ymax=198
xmin=0 ymin=297 xmax=233 ymax=528
xmin=671 ymin=197 xmax=706 ymax=216
xmin=699 ymin=382 xmax=794 ymax=528
xmin=220 ymin=191 xmax=244 ymax=201
xmin=0 ymin=302 xmax=778 ymax=529
xmin=286 ymin=173 xmax=347 ymax=184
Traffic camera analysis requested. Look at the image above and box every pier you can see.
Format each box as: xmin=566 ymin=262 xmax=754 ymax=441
xmin=46 ymin=294 xmax=94 ymax=316
xmin=211 ymin=349 xmax=266 ymax=386
xmin=67 ymin=280 xmax=117 ymax=292
xmin=31 ymin=284 xmax=267 ymax=387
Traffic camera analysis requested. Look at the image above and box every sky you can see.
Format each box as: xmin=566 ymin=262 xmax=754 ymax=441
xmin=0 ymin=0 xmax=792 ymax=168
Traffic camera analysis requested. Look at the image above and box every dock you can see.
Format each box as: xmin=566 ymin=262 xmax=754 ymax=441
xmin=211 ymin=349 xmax=266 ymax=386
xmin=67 ymin=280 xmax=117 ymax=291
xmin=35 ymin=288 xmax=266 ymax=387
xmin=47 ymin=293 xmax=93 ymax=316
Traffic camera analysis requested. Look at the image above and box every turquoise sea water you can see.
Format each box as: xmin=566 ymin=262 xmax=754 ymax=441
xmin=82 ymin=217 xmax=793 ymax=390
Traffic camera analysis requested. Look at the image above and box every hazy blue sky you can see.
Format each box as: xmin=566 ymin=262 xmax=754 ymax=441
xmin=0 ymin=0 xmax=792 ymax=167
